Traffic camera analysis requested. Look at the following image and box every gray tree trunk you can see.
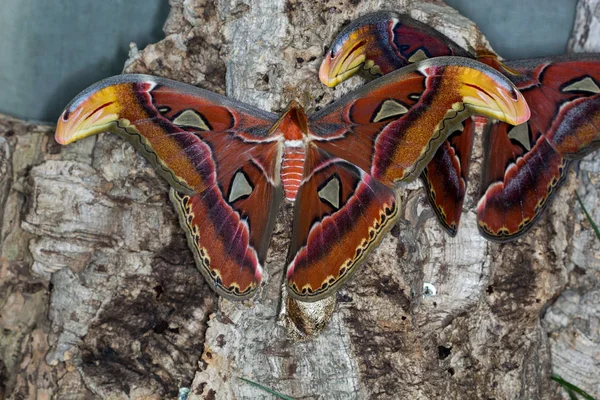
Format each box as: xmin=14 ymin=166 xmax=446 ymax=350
xmin=1 ymin=0 xmax=599 ymax=399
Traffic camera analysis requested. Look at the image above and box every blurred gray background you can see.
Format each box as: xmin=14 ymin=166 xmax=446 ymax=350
xmin=0 ymin=0 xmax=578 ymax=123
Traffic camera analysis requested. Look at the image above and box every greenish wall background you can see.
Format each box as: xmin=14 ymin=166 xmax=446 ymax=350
xmin=445 ymin=0 xmax=577 ymax=59
xmin=0 ymin=0 xmax=168 ymax=122
xmin=0 ymin=1 xmax=579 ymax=123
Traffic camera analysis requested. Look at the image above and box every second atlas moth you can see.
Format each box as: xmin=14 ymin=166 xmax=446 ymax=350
xmin=55 ymin=57 xmax=529 ymax=302
xmin=320 ymin=11 xmax=600 ymax=241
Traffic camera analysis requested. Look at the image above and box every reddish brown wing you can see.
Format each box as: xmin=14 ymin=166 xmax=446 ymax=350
xmin=322 ymin=12 xmax=600 ymax=241
xmin=517 ymin=57 xmax=600 ymax=158
xmin=287 ymin=145 xmax=398 ymax=301
xmin=288 ymin=57 xmax=529 ymax=301
xmin=55 ymin=74 xmax=283 ymax=299
xmin=320 ymin=11 xmax=470 ymax=86
xmin=312 ymin=57 xmax=528 ymax=187
xmin=422 ymin=118 xmax=475 ymax=236
xmin=478 ymin=120 xmax=570 ymax=239
xmin=319 ymin=11 xmax=478 ymax=236
xmin=478 ymin=55 xmax=600 ymax=240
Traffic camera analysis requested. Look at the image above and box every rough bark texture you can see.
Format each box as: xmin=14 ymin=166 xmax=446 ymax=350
xmin=544 ymin=1 xmax=600 ymax=397
xmin=1 ymin=1 xmax=599 ymax=399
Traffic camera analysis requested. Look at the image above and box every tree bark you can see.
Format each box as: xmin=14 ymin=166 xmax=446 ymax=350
xmin=1 ymin=1 xmax=599 ymax=399
xmin=543 ymin=0 xmax=600 ymax=397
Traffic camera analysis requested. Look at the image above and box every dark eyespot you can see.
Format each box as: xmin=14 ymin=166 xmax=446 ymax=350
xmin=510 ymin=88 xmax=519 ymax=101
xmin=330 ymin=41 xmax=344 ymax=58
